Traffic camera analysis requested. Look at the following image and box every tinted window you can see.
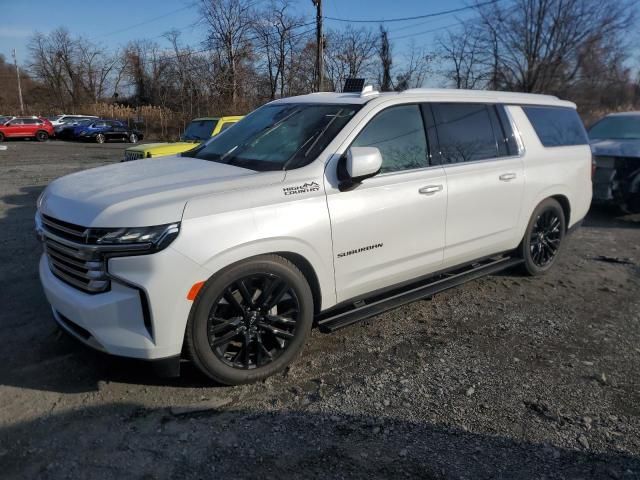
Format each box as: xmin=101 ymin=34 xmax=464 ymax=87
xmin=431 ymin=103 xmax=499 ymax=164
xmin=23 ymin=119 xmax=39 ymax=124
xmin=589 ymin=115 xmax=640 ymax=140
xmin=9 ymin=119 xmax=23 ymax=125
xmin=183 ymin=119 xmax=217 ymax=140
xmin=352 ymin=104 xmax=427 ymax=173
xmin=523 ymin=106 xmax=588 ymax=147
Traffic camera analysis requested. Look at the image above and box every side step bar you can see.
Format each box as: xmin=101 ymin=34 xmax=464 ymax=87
xmin=317 ymin=256 xmax=523 ymax=333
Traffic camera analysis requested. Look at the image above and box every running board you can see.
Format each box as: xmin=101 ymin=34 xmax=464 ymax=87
xmin=317 ymin=256 xmax=523 ymax=333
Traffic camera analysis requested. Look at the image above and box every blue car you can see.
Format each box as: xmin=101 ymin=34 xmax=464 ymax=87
xmin=74 ymin=119 xmax=143 ymax=144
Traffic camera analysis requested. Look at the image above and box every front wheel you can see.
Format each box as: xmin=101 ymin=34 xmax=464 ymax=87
xmin=128 ymin=133 xmax=138 ymax=143
xmin=185 ymin=254 xmax=313 ymax=385
xmin=519 ymin=198 xmax=566 ymax=276
xmin=95 ymin=133 xmax=106 ymax=144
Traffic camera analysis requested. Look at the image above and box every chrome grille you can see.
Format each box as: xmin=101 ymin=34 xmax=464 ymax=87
xmin=124 ymin=150 xmax=145 ymax=161
xmin=40 ymin=215 xmax=110 ymax=294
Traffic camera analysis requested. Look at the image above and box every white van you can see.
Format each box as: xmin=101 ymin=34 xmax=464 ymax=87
xmin=36 ymin=87 xmax=592 ymax=384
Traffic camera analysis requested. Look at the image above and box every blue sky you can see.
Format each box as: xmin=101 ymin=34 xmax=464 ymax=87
xmin=0 ymin=0 xmax=477 ymax=68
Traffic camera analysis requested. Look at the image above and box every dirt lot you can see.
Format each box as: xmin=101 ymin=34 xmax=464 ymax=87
xmin=0 ymin=140 xmax=639 ymax=479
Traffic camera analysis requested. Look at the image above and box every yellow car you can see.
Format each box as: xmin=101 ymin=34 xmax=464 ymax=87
xmin=123 ymin=116 xmax=243 ymax=161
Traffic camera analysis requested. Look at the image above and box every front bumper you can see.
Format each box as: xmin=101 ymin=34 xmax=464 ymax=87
xmin=39 ymin=245 xmax=211 ymax=361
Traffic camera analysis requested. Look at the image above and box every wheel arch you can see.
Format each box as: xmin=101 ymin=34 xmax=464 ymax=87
xmin=550 ymin=194 xmax=571 ymax=228
xmin=276 ymin=251 xmax=323 ymax=314
xmin=194 ymin=238 xmax=336 ymax=312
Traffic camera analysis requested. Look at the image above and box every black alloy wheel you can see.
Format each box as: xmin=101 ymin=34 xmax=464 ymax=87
xmin=36 ymin=131 xmax=48 ymax=142
xmin=208 ymin=273 xmax=300 ymax=369
xmin=185 ymin=254 xmax=313 ymax=385
xmin=520 ymin=198 xmax=565 ymax=275
xmin=529 ymin=210 xmax=562 ymax=267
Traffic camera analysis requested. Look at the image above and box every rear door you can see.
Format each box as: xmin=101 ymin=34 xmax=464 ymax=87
xmin=326 ymin=103 xmax=447 ymax=302
xmin=427 ymin=103 xmax=525 ymax=266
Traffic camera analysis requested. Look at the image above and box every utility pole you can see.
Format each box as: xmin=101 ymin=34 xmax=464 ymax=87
xmin=11 ymin=49 xmax=24 ymax=115
xmin=312 ymin=0 xmax=323 ymax=92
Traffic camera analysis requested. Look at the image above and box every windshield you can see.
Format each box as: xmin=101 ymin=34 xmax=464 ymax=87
xmin=182 ymin=119 xmax=217 ymax=141
xmin=185 ymin=103 xmax=360 ymax=171
xmin=589 ymin=116 xmax=640 ymax=140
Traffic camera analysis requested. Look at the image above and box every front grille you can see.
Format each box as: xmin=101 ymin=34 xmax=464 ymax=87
xmin=41 ymin=216 xmax=110 ymax=294
xmin=124 ymin=150 xmax=145 ymax=161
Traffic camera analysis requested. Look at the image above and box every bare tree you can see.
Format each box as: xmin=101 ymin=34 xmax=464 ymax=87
xmin=200 ymin=0 xmax=255 ymax=110
xmin=394 ymin=42 xmax=434 ymax=90
xmin=438 ymin=23 xmax=487 ymax=89
xmin=324 ymin=26 xmax=377 ymax=91
xmin=254 ymin=0 xmax=306 ymax=99
xmin=474 ymin=0 xmax=636 ymax=94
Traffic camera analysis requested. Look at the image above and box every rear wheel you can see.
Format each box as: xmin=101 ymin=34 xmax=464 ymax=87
xmin=95 ymin=133 xmax=106 ymax=144
xmin=185 ymin=254 xmax=313 ymax=385
xmin=36 ymin=131 xmax=48 ymax=142
xmin=128 ymin=133 xmax=138 ymax=143
xmin=519 ymin=198 xmax=566 ymax=276
xmin=0 ymin=132 xmax=4 ymax=142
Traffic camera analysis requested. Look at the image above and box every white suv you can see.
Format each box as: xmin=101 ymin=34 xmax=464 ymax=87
xmin=36 ymin=88 xmax=592 ymax=384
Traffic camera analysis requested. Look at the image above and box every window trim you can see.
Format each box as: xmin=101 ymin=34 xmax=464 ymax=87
xmin=347 ymin=102 xmax=432 ymax=176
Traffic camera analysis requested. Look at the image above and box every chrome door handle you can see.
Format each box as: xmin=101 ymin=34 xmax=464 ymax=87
xmin=419 ymin=184 xmax=443 ymax=195
xmin=499 ymin=173 xmax=517 ymax=181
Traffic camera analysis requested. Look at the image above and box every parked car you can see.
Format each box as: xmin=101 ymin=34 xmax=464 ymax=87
xmin=55 ymin=118 xmax=97 ymax=140
xmin=123 ymin=116 xmax=243 ymax=161
xmin=0 ymin=116 xmax=54 ymax=142
xmin=48 ymin=114 xmax=98 ymax=127
xmin=36 ymin=87 xmax=591 ymax=385
xmin=75 ymin=119 xmax=143 ymax=143
xmin=589 ymin=112 xmax=640 ymax=213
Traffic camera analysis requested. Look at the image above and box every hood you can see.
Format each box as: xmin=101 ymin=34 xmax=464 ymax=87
xmin=128 ymin=141 xmax=200 ymax=155
xmin=39 ymin=156 xmax=284 ymax=227
xmin=590 ymin=139 xmax=640 ymax=158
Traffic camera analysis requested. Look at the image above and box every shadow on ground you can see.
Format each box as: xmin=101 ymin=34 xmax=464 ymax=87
xmin=1 ymin=403 xmax=638 ymax=479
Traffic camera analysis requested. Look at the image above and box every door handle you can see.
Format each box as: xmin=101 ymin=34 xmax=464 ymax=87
xmin=499 ymin=173 xmax=517 ymax=181
xmin=418 ymin=184 xmax=443 ymax=195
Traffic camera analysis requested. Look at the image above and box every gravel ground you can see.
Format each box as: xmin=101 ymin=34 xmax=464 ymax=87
xmin=1 ymin=140 xmax=639 ymax=479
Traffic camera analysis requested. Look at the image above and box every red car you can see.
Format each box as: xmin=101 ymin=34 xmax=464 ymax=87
xmin=0 ymin=117 xmax=55 ymax=142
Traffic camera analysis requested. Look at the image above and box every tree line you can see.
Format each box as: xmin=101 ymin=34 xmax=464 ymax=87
xmin=0 ymin=0 xmax=638 ymax=137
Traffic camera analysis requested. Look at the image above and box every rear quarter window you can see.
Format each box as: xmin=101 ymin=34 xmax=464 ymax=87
xmin=522 ymin=106 xmax=588 ymax=147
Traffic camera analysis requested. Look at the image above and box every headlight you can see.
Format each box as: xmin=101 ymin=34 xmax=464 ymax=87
xmin=87 ymin=223 xmax=180 ymax=252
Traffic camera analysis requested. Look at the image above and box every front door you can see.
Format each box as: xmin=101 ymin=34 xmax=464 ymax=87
xmin=326 ymin=104 xmax=447 ymax=303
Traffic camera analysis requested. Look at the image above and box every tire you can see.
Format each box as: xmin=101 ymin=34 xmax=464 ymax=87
xmin=185 ymin=254 xmax=313 ymax=385
xmin=0 ymin=132 xmax=4 ymax=142
xmin=36 ymin=131 xmax=48 ymax=142
xmin=95 ymin=133 xmax=106 ymax=144
xmin=128 ymin=133 xmax=138 ymax=143
xmin=519 ymin=198 xmax=566 ymax=276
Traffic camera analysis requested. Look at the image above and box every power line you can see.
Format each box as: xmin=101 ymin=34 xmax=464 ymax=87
xmin=95 ymin=3 xmax=198 ymax=39
xmin=324 ymin=0 xmax=500 ymax=23
xmin=388 ymin=21 xmax=464 ymax=41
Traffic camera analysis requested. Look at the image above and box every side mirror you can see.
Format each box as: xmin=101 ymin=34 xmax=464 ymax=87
xmin=338 ymin=147 xmax=382 ymax=191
